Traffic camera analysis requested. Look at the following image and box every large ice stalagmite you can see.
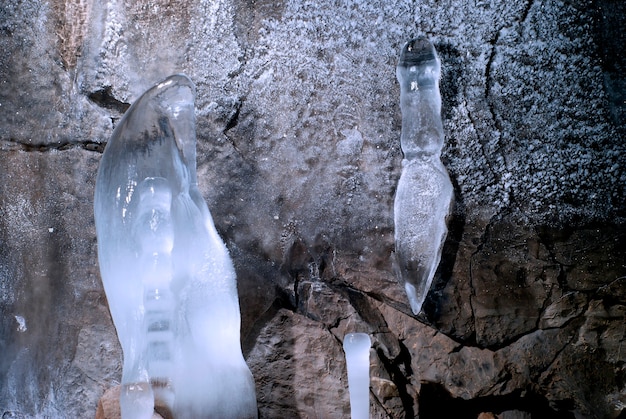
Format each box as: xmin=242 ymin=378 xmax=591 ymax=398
xmin=394 ymin=38 xmax=453 ymax=315
xmin=94 ymin=74 xmax=258 ymax=418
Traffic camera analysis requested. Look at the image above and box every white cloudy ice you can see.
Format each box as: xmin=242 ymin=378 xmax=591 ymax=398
xmin=94 ymin=74 xmax=257 ymax=418
xmin=343 ymin=333 xmax=371 ymax=419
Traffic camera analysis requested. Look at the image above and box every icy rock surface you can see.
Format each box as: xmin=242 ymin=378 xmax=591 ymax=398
xmin=1 ymin=1 xmax=626 ymax=418
xmin=94 ymin=74 xmax=257 ymax=418
xmin=393 ymin=38 xmax=453 ymax=314
xmin=343 ymin=333 xmax=371 ymax=419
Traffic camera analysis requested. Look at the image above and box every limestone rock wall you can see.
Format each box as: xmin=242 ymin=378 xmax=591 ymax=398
xmin=1 ymin=0 xmax=624 ymax=417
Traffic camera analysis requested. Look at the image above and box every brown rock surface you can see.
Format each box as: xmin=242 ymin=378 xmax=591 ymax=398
xmin=1 ymin=0 xmax=625 ymax=418
xmin=95 ymin=386 xmax=164 ymax=419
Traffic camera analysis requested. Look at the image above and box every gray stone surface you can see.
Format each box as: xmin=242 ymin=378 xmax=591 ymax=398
xmin=1 ymin=0 xmax=624 ymax=418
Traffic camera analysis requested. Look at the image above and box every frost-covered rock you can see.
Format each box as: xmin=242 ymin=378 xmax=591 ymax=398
xmin=0 ymin=0 xmax=624 ymax=418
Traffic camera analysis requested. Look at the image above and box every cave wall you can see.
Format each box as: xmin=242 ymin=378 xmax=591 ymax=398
xmin=1 ymin=0 xmax=624 ymax=417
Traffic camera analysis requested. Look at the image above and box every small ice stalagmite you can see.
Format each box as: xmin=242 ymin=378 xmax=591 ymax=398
xmin=94 ymin=74 xmax=257 ymax=418
xmin=394 ymin=37 xmax=453 ymax=315
xmin=343 ymin=333 xmax=371 ymax=419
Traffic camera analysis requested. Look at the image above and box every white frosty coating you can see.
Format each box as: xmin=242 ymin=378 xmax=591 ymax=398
xmin=343 ymin=333 xmax=371 ymax=419
xmin=394 ymin=38 xmax=454 ymax=315
xmin=94 ymin=74 xmax=257 ymax=418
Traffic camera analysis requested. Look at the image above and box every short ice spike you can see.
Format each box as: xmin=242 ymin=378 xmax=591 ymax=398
xmin=343 ymin=333 xmax=371 ymax=419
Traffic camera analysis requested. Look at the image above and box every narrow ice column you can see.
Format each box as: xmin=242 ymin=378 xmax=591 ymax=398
xmin=132 ymin=177 xmax=176 ymax=413
xmin=343 ymin=333 xmax=371 ymax=419
xmin=394 ymin=38 xmax=454 ymax=315
xmin=94 ymin=74 xmax=257 ymax=418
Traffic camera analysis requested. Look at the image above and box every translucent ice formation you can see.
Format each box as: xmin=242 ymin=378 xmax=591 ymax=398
xmin=394 ymin=38 xmax=454 ymax=315
xmin=94 ymin=74 xmax=257 ymax=418
xmin=343 ymin=333 xmax=371 ymax=419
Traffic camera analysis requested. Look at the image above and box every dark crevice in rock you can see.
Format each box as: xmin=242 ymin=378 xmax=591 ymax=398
xmin=357 ymin=282 xmax=476 ymax=351
xmin=537 ymin=321 xmax=581 ymax=381
xmin=87 ymin=87 xmax=130 ymax=114
xmin=342 ymin=286 xmax=387 ymax=328
xmin=375 ymin=341 xmax=415 ymax=419
xmin=0 ymin=139 xmax=105 ymax=153
xmin=370 ymin=389 xmax=392 ymax=418
xmin=488 ymin=366 xmax=513 ymax=394
xmin=327 ymin=313 xmax=350 ymax=333
xmin=223 ymin=130 xmax=255 ymax=166
xmin=596 ymin=276 xmax=626 ymax=305
xmin=224 ymin=98 xmax=243 ymax=132
xmin=447 ymin=341 xmax=465 ymax=354
xmin=555 ymin=263 xmax=568 ymax=291
xmin=520 ymin=0 xmax=536 ymax=25
xmin=221 ymin=102 xmax=257 ymax=167
xmin=283 ymin=239 xmax=313 ymax=312
xmin=241 ymin=291 xmax=295 ymax=357
xmin=419 ymin=383 xmax=575 ymax=419
xmin=477 ymin=327 xmax=535 ymax=352
xmin=278 ymin=282 xmax=298 ymax=314
xmin=535 ymin=282 xmax=558 ymax=330
xmin=359 ymin=288 xmax=416 ymax=321
xmin=484 ymin=28 xmax=501 ymax=103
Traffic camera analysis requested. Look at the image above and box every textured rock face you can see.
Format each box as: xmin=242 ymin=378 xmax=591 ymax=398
xmin=1 ymin=0 xmax=624 ymax=418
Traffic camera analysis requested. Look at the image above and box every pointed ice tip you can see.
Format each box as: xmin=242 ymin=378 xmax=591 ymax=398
xmin=156 ymin=74 xmax=196 ymax=94
xmin=405 ymin=282 xmax=425 ymax=315
xmin=153 ymin=74 xmax=196 ymax=114
xmin=398 ymin=37 xmax=437 ymax=68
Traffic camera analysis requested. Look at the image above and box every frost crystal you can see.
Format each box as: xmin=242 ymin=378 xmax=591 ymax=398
xmin=14 ymin=315 xmax=27 ymax=332
xmin=94 ymin=74 xmax=257 ymax=418
xmin=394 ymin=38 xmax=453 ymax=315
